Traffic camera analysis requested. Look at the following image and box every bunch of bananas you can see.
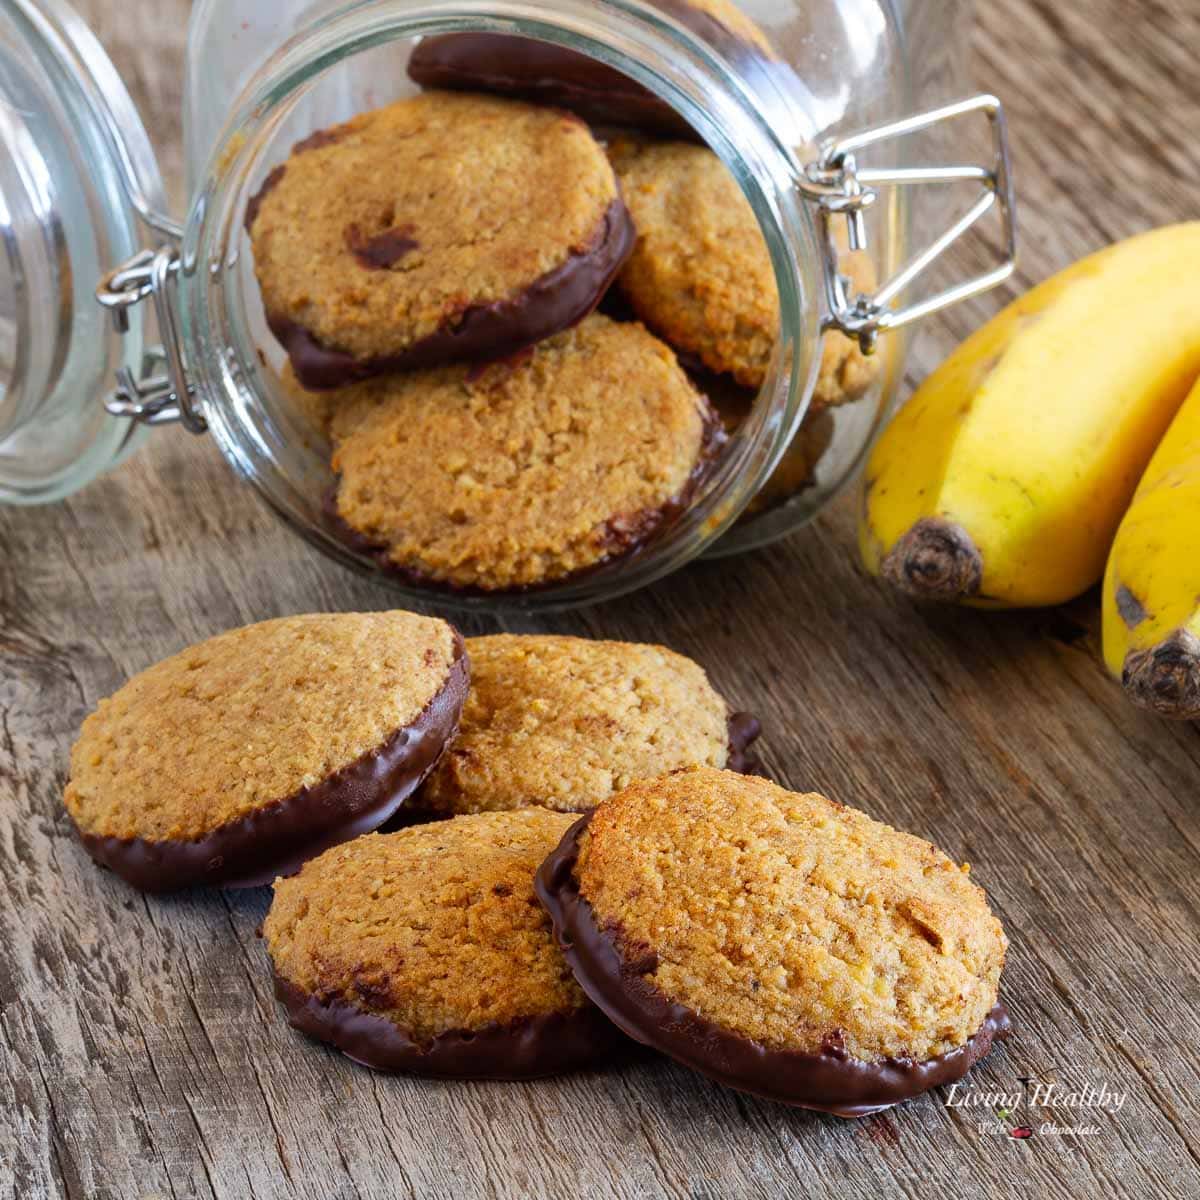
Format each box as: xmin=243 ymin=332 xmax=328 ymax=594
xmin=859 ymin=223 xmax=1200 ymax=719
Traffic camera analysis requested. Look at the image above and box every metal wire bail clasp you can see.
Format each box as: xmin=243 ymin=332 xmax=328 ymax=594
xmin=798 ymin=94 xmax=1017 ymax=353
xmin=96 ymin=245 xmax=207 ymax=434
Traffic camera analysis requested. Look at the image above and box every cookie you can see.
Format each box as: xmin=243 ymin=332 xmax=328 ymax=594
xmin=744 ymin=409 xmax=835 ymax=517
xmin=407 ymin=0 xmax=776 ymax=139
xmin=248 ymin=92 xmax=634 ymax=390
xmin=609 ymin=137 xmax=879 ymax=400
xmin=327 ymin=314 xmax=722 ymax=592
xmin=264 ymin=809 xmax=623 ymax=1078
xmin=414 ymin=634 xmax=761 ymax=817
xmin=536 ymin=768 xmax=1011 ymax=1116
xmin=64 ymin=613 xmax=467 ymax=892
xmin=695 ymin=363 xmax=836 ymax=517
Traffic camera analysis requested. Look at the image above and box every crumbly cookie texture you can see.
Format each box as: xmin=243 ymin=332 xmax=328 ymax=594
xmin=576 ymin=768 xmax=1007 ymax=1063
xmin=329 ymin=314 xmax=716 ymax=591
xmin=418 ymin=634 xmax=730 ymax=815
xmin=609 ymin=137 xmax=878 ymax=402
xmin=248 ymin=92 xmax=620 ymax=362
xmin=64 ymin=612 xmax=460 ymax=842
xmin=264 ymin=810 xmax=589 ymax=1040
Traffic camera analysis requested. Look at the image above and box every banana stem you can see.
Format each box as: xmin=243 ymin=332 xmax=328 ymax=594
xmin=880 ymin=517 xmax=983 ymax=602
xmin=1122 ymin=630 xmax=1200 ymax=720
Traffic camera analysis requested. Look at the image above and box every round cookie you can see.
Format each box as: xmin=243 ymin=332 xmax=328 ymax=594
xmin=248 ymin=92 xmax=634 ymax=390
xmin=414 ymin=634 xmax=761 ymax=817
xmin=64 ymin=613 xmax=468 ymax=892
xmin=609 ymin=136 xmax=879 ymax=399
xmin=264 ymin=809 xmax=624 ymax=1078
xmin=327 ymin=313 xmax=722 ymax=592
xmin=696 ymin=369 xmax=834 ymax=516
xmin=536 ymin=768 xmax=1011 ymax=1116
xmin=407 ymin=0 xmax=776 ymax=140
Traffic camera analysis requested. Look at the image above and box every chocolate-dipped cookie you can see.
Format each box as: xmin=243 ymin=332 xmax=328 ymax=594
xmin=327 ymin=313 xmax=722 ymax=592
xmin=537 ymin=768 xmax=1011 ymax=1116
xmin=609 ymin=136 xmax=878 ymax=399
xmin=407 ymin=0 xmax=776 ymax=139
xmin=247 ymin=92 xmax=634 ymax=390
xmin=64 ymin=613 xmax=467 ymax=892
xmin=264 ymin=810 xmax=624 ymax=1078
xmin=413 ymin=634 xmax=761 ymax=818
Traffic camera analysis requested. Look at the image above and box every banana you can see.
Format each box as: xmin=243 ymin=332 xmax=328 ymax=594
xmin=859 ymin=223 xmax=1200 ymax=608
xmin=1103 ymin=373 xmax=1200 ymax=717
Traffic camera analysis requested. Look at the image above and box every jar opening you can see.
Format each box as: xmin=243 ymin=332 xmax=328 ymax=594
xmin=182 ymin=0 xmax=827 ymax=609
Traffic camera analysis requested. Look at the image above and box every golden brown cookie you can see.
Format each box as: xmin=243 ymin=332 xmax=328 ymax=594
xmin=248 ymin=92 xmax=633 ymax=390
xmin=610 ymin=137 xmax=878 ymax=400
xmin=327 ymin=314 xmax=722 ymax=592
xmin=64 ymin=613 xmax=467 ymax=892
xmin=264 ymin=810 xmax=623 ymax=1078
xmin=407 ymin=0 xmax=775 ymax=139
xmin=414 ymin=634 xmax=760 ymax=817
xmin=537 ymin=768 xmax=1011 ymax=1116
xmin=747 ymin=409 xmax=835 ymax=516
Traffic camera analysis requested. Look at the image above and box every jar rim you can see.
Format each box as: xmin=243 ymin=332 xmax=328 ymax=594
xmin=180 ymin=0 xmax=825 ymax=610
xmin=0 ymin=0 xmax=161 ymax=503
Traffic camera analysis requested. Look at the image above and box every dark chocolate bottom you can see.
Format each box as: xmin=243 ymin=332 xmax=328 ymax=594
xmin=273 ymin=971 xmax=625 ymax=1080
xmin=406 ymin=0 xmax=796 ymax=144
xmin=408 ymin=34 xmax=698 ymax=140
xmin=267 ymin=199 xmax=636 ymax=391
xmin=725 ymin=711 xmax=763 ymax=775
xmin=76 ymin=637 xmax=469 ymax=893
xmin=535 ymin=813 xmax=1012 ymax=1117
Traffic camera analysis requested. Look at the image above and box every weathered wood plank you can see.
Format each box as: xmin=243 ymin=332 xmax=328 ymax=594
xmin=3 ymin=0 xmax=1200 ymax=1197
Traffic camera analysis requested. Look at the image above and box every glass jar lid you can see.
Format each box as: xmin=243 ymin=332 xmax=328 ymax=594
xmin=0 ymin=0 xmax=173 ymax=503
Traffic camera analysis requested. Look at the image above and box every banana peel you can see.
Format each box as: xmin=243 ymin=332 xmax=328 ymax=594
xmin=860 ymin=223 xmax=1200 ymax=608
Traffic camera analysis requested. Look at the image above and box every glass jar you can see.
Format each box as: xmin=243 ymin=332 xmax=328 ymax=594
xmin=1 ymin=0 xmax=1014 ymax=609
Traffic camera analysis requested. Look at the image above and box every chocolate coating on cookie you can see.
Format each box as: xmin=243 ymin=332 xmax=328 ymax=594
xmin=273 ymin=972 xmax=623 ymax=1079
xmin=724 ymin=711 xmax=763 ymax=774
xmin=537 ymin=817 xmax=1010 ymax=1115
xmin=535 ymin=770 xmax=1010 ymax=1114
xmin=325 ymin=314 xmax=723 ymax=592
xmin=79 ymin=649 xmax=466 ymax=892
xmin=407 ymin=0 xmax=777 ymax=139
xmin=247 ymin=92 xmax=633 ymax=390
xmin=265 ymin=200 xmax=635 ymax=392
xmin=65 ymin=613 xmax=467 ymax=892
xmin=264 ymin=810 xmax=624 ymax=1078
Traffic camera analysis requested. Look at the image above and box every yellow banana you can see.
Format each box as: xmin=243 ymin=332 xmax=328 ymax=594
xmin=859 ymin=223 xmax=1200 ymax=607
xmin=1103 ymin=373 xmax=1200 ymax=717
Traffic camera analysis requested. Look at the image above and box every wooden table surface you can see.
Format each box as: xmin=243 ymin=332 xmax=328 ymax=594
xmin=4 ymin=2 xmax=1200 ymax=1197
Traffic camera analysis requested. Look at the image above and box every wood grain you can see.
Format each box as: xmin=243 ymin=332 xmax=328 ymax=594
xmin=3 ymin=1 xmax=1200 ymax=1197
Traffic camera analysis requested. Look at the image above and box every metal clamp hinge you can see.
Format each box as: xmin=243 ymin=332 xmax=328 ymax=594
xmin=96 ymin=246 xmax=207 ymax=434
xmin=798 ymin=93 xmax=1017 ymax=353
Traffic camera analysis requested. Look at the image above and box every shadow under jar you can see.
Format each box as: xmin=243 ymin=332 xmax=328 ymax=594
xmin=0 ymin=0 xmax=1015 ymax=611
